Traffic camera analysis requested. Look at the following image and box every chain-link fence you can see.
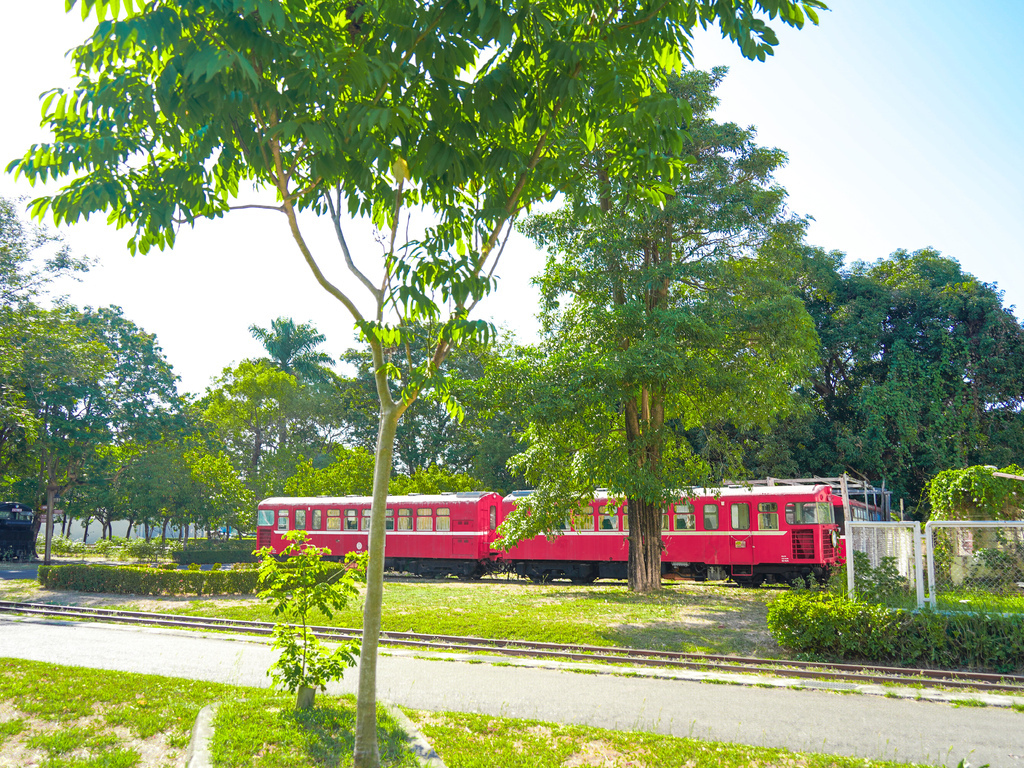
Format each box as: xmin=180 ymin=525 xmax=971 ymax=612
xmin=925 ymin=521 xmax=1024 ymax=611
xmin=846 ymin=522 xmax=925 ymax=608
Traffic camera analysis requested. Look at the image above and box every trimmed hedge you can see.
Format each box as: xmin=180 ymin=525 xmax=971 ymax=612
xmin=37 ymin=561 xmax=357 ymax=597
xmin=767 ymin=591 xmax=1024 ymax=672
xmin=172 ymin=544 xmax=259 ymax=565
xmin=38 ymin=564 xmax=261 ymax=596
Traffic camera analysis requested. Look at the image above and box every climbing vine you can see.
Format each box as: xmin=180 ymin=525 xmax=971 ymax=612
xmin=928 ymin=465 xmax=1024 ymax=520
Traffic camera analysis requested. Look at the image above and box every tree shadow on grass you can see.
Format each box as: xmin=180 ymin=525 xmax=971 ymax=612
xmin=215 ymin=696 xmax=417 ymax=768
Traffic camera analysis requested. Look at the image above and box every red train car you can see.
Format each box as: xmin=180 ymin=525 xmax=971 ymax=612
xmin=256 ymin=492 xmax=504 ymax=578
xmin=499 ymin=485 xmax=842 ymax=586
xmin=256 ymin=484 xmax=842 ymax=586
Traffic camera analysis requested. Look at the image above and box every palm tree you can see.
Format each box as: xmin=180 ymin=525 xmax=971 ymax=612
xmin=249 ymin=318 xmax=334 ymax=384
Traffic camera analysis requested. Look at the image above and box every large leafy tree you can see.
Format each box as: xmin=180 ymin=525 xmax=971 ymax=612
xmin=202 ymin=359 xmax=306 ymax=498
xmin=501 ymin=68 xmax=819 ymax=592
xmin=10 ymin=1 xmax=825 ymax=761
xmin=746 ymin=248 xmax=1024 ymax=511
xmin=0 ymin=197 xmax=90 ymax=480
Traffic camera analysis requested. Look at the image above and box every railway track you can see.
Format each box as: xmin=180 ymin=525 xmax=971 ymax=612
xmin=2 ymin=600 xmax=1023 ymax=695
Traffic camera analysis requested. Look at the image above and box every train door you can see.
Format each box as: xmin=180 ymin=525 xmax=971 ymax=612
xmin=728 ymin=502 xmax=753 ymax=569
xmin=351 ymin=506 xmax=370 ymax=555
xmin=449 ymin=503 xmax=476 ymax=559
xmin=752 ymin=501 xmax=782 ymax=565
xmin=701 ymin=501 xmax=726 ymax=564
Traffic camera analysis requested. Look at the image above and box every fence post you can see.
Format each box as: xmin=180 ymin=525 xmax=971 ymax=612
xmin=924 ymin=521 xmax=936 ymax=608
xmin=913 ymin=524 xmax=925 ymax=609
xmin=846 ymin=524 xmax=856 ymax=599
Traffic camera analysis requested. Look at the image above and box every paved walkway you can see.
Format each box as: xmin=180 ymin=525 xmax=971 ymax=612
xmin=1 ymin=615 xmax=1022 ymax=767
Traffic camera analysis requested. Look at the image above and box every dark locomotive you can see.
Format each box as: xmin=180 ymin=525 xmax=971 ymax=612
xmin=0 ymin=502 xmax=36 ymax=561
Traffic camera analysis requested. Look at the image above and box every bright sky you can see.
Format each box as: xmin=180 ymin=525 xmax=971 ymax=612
xmin=1 ymin=2 xmax=1021 ymax=396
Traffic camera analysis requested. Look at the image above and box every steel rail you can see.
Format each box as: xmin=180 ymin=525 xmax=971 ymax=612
xmin=2 ymin=600 xmax=1022 ymax=694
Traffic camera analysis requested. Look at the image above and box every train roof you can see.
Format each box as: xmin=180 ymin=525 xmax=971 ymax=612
xmin=259 ymin=492 xmax=500 ymax=507
xmin=0 ymin=501 xmax=33 ymax=514
xmin=505 ymin=485 xmax=832 ymax=503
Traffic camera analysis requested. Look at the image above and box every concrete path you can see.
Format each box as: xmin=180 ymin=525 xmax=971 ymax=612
xmin=0 ymin=615 xmax=1022 ymax=767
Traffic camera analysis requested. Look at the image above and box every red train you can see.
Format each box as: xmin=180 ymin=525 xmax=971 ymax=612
xmin=256 ymin=484 xmax=843 ymax=586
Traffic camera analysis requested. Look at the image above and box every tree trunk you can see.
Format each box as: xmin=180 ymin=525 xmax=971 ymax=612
xmin=352 ymin=403 xmax=400 ymax=768
xmin=622 ymin=387 xmax=666 ymax=594
xmin=44 ymin=485 xmax=57 ymax=565
xmin=626 ymin=496 xmax=663 ymax=593
xmin=296 ymin=685 xmax=315 ymax=710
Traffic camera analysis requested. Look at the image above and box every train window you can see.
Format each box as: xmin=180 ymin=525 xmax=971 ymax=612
xmin=702 ymin=504 xmax=719 ymax=531
xmin=621 ymin=505 xmax=629 ymax=531
xmin=386 ymin=509 xmax=395 ymax=531
xmin=397 ymin=509 xmax=412 ymax=530
xmin=436 ymin=508 xmax=451 ymax=531
xmin=598 ymin=505 xmax=616 ymax=530
xmin=277 ymin=510 xmax=289 ymax=531
xmin=662 ymin=511 xmax=670 ymax=531
xmin=311 ymin=510 xmax=322 ymax=530
xmin=327 ymin=509 xmax=341 ymax=531
xmin=758 ymin=512 xmax=779 ymax=530
xmin=257 ymin=509 xmax=274 ymax=527
xmin=674 ymin=504 xmax=695 ymax=531
xmin=572 ymin=509 xmax=594 ymax=531
xmin=416 ymin=509 xmax=433 ymax=531
xmin=731 ymin=503 xmax=750 ymax=531
xmin=345 ymin=509 xmax=358 ymax=530
xmin=786 ymin=502 xmax=832 ymax=524
xmin=295 ymin=510 xmax=306 ymax=530
xmin=816 ymin=502 xmax=835 ymax=524
xmin=490 ymin=505 xmax=497 ymax=531
xmin=360 ymin=512 xmax=370 ymax=531
xmin=758 ymin=502 xmax=777 ymax=514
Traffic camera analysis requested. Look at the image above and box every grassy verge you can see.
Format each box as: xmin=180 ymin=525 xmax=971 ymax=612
xmin=0 ymin=658 xmax=416 ymax=767
xmin=0 ymin=659 xmax=935 ymax=768
xmin=405 ymin=709 xmax=929 ymax=768
xmin=15 ymin=576 xmax=784 ymax=657
xmin=0 ymin=658 xmax=227 ymax=767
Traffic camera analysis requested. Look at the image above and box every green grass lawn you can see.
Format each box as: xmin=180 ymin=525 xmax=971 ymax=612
xmin=4 ymin=574 xmax=784 ymax=657
xmin=141 ymin=579 xmax=783 ymax=657
xmin=0 ymin=659 xmax=416 ymax=767
xmin=407 ymin=709 xmax=936 ymax=768
xmin=0 ymin=659 xmax=935 ymax=768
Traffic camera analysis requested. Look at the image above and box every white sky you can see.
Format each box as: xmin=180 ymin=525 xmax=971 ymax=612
xmin=1 ymin=1 xmax=1021 ymax=396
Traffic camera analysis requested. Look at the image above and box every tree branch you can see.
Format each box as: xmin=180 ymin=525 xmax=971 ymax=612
xmin=325 ymin=189 xmax=381 ymax=301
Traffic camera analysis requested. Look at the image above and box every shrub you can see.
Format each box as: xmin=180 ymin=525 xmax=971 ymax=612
xmin=767 ymin=591 xmax=1024 ymax=672
xmin=36 ymin=561 xmax=353 ymax=597
xmin=37 ymin=564 xmax=262 ymax=596
xmin=173 ymin=542 xmax=259 ymax=565
xmin=257 ymin=531 xmax=365 ymax=709
xmin=40 ymin=536 xmax=88 ymax=557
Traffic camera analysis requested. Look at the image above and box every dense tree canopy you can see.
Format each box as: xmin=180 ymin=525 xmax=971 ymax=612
xmin=739 ymin=248 xmax=1024 ymax=512
xmin=500 ymin=68 xmax=819 ymax=591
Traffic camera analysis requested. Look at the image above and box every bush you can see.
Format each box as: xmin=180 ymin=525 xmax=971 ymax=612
xmin=173 ymin=540 xmax=259 ymax=565
xmin=37 ymin=564 xmax=262 ymax=596
xmin=767 ymin=591 xmax=1024 ymax=672
xmin=36 ymin=561 xmax=356 ymax=597
xmin=40 ymin=536 xmax=89 ymax=557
